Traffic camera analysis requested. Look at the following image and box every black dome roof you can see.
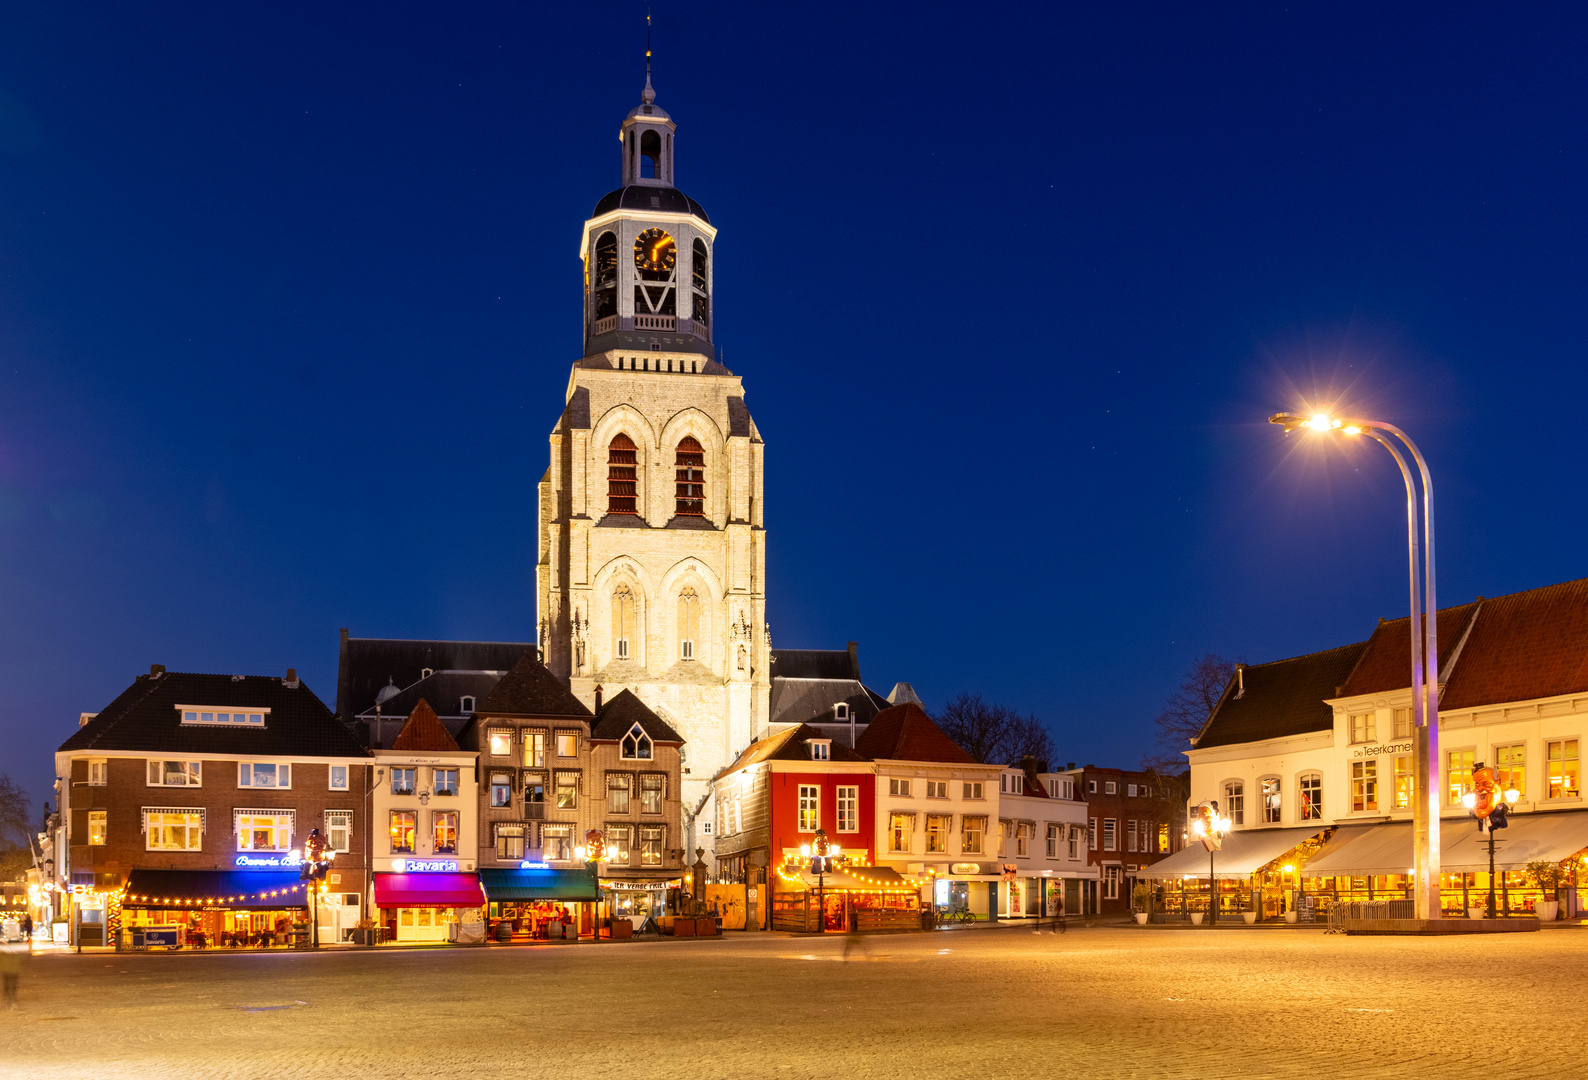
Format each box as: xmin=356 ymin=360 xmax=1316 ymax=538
xmin=592 ymin=185 xmax=710 ymax=224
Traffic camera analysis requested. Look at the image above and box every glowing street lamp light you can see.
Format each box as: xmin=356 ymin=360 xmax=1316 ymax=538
xmin=1463 ymin=761 xmax=1522 ymax=919
xmin=1190 ymin=802 xmax=1229 ymax=924
xmin=1271 ymin=410 xmax=1442 ymax=922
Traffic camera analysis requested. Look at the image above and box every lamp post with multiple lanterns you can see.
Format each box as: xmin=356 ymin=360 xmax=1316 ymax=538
xmin=1270 ymin=411 xmax=1443 ymax=922
xmin=1189 ymin=802 xmax=1229 ymax=923
xmin=801 ymin=829 xmax=841 ymax=934
xmin=1462 ymin=761 xmax=1521 ymax=919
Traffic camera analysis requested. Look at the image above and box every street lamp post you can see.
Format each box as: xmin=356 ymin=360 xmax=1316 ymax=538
xmin=1271 ymin=412 xmax=1443 ymax=922
xmin=1462 ymin=762 xmax=1520 ymax=919
xmin=1189 ymin=802 xmax=1228 ymax=924
xmin=803 ymin=829 xmax=840 ymax=934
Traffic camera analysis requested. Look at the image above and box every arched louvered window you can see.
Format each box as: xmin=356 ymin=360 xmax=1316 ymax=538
xmin=678 ymin=587 xmax=700 ymax=661
xmin=608 ymin=434 xmax=638 ymax=515
xmin=613 ymin=585 xmax=635 ymax=661
xmin=675 ymin=436 xmax=704 ymax=516
xmin=592 ymin=232 xmax=618 ymax=321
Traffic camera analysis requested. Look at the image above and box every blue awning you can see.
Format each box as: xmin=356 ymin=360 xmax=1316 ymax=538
xmin=479 ymin=867 xmax=601 ymax=902
xmin=123 ymin=868 xmax=309 ymax=909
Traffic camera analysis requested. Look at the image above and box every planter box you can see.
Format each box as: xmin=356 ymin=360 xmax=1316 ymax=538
xmin=1242 ymin=912 xmax=1258 ymax=925
xmin=1537 ymin=900 xmax=1560 ymax=921
xmin=610 ymin=920 xmax=634 ymax=940
xmin=1134 ymin=913 xmax=1149 ymax=925
xmin=672 ymin=917 xmax=697 ymax=937
xmin=351 ymin=928 xmax=378 ymax=947
xmin=1190 ymin=912 xmax=1204 ymax=925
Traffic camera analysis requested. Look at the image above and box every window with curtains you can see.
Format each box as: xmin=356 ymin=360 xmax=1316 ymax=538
xmin=1127 ymin=820 xmax=1138 ymax=853
xmin=1547 ymin=740 xmax=1580 ymax=799
xmin=1299 ymin=773 xmax=1324 ymax=820
xmin=1068 ymin=825 xmax=1080 ymax=859
xmin=962 ymin=815 xmax=985 ymax=855
xmin=608 ymin=773 xmax=631 ymax=814
xmin=1493 ymin=744 xmax=1525 ymax=799
xmin=641 ymin=774 xmax=664 ymax=814
xmin=1260 ymin=777 xmax=1282 ymax=823
xmin=1394 ymin=757 xmax=1413 ymax=809
xmin=1046 ymin=823 xmax=1059 ymax=858
xmin=490 ymin=772 xmax=512 ymax=808
xmin=389 ymin=810 xmax=416 ymax=853
xmin=798 ymin=785 xmax=820 ymax=832
xmin=148 ymin=760 xmax=201 ymax=787
xmin=889 ymin=813 xmax=913 ymax=853
xmin=1352 ymin=761 xmax=1378 ymax=812
xmin=607 ymin=825 xmax=631 ymax=863
xmin=326 ymin=810 xmax=352 ymax=853
xmin=556 ymin=773 xmax=579 ymax=809
xmin=607 ymin=433 xmax=638 ymax=514
xmin=640 ymin=826 xmax=663 ymax=865
xmin=88 ymin=811 xmax=107 ymax=846
xmin=495 ymin=824 xmax=524 ymax=860
xmin=433 ymin=811 xmax=458 ymax=854
xmin=524 ymin=732 xmax=546 ymax=767
xmin=144 ymin=809 xmax=203 ymax=851
xmin=542 ymin=825 xmax=571 ymax=861
xmin=236 ymin=811 xmax=293 ymax=852
xmin=837 ymin=786 xmax=858 ymax=832
xmin=926 ymin=815 xmax=949 ymax=853
xmin=1447 ymin=749 xmax=1475 ymax=805
xmin=1015 ymin=822 xmax=1032 ymax=857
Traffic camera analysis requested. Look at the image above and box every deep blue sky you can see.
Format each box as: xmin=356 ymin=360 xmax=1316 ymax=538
xmin=2 ymin=3 xmax=1584 ymax=815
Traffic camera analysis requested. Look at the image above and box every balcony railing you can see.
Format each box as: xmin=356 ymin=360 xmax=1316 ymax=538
xmin=634 ymin=314 xmax=676 ymax=331
xmin=592 ymin=315 xmax=618 ymax=336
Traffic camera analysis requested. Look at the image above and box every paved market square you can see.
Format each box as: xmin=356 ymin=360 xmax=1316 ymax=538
xmin=4 ymin=925 xmax=1583 ymax=1079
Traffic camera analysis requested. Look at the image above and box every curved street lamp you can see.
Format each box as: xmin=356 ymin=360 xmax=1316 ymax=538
xmin=1270 ymin=411 xmax=1442 ymax=922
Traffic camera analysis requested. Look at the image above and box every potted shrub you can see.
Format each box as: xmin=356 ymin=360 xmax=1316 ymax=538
xmin=352 ymin=918 xmax=377 ymax=947
xmin=1131 ymin=884 xmax=1152 ymax=925
xmin=1526 ymin=859 xmax=1565 ymax=921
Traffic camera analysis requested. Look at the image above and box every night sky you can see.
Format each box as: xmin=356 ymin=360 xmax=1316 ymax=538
xmin=1 ymin=4 xmax=1584 ymax=815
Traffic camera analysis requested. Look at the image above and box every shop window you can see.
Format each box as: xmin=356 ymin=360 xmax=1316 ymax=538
xmin=490 ymin=773 xmax=512 ymax=808
xmin=525 ymin=776 xmax=545 ymax=819
xmin=556 ymin=773 xmax=580 ymax=809
xmin=433 ymin=811 xmax=459 ymax=854
xmin=608 ymin=774 xmax=631 ymax=814
xmin=390 ymin=810 xmax=417 ymax=853
xmin=1016 ymin=822 xmax=1032 ymax=857
xmin=1393 ymin=708 xmax=1413 ymax=738
xmin=1349 ymin=712 xmax=1377 ymax=744
xmin=962 ymin=815 xmax=985 ymax=854
xmin=144 ymin=809 xmax=203 ymax=851
xmin=326 ymin=811 xmax=353 ymax=853
xmin=1223 ymin=782 xmax=1244 ymax=825
xmin=495 ymin=824 xmax=524 ymax=861
xmin=148 ymin=760 xmax=201 ymax=787
xmin=1394 ymin=756 xmax=1413 ymax=809
xmin=1446 ymin=749 xmax=1475 ymax=805
xmin=543 ymin=825 xmax=572 ymax=861
xmin=236 ymin=811 xmax=294 ymax=852
xmin=1046 ymin=823 xmax=1059 ymax=857
xmin=607 ymin=825 xmax=631 ymax=863
xmin=963 ymin=781 xmax=983 ymax=800
xmin=889 ymin=813 xmax=914 ymax=853
xmin=890 ymin=778 xmax=911 ymax=797
xmin=1260 ymin=777 xmax=1282 ymax=823
xmin=88 ymin=810 xmax=107 ymax=846
xmin=489 ymin=731 xmax=512 ymax=756
xmin=390 ymin=768 xmax=416 ymax=796
xmin=1103 ymin=819 xmax=1117 ymax=851
xmin=88 ymin=759 xmax=107 ymax=786
xmin=524 ymin=732 xmax=547 ymax=768
xmin=607 ymin=435 xmax=639 ymax=515
xmin=798 ymin=785 xmax=820 ymax=832
xmin=837 ymin=785 xmax=858 ymax=832
xmin=926 ymin=780 xmax=947 ymax=799
xmin=927 ymin=815 xmax=950 ymax=853
xmin=1493 ymin=743 xmax=1525 ymax=798
xmin=329 ymin=765 xmax=349 ymax=791
xmin=640 ymin=825 xmax=664 ymax=866
xmin=640 ymin=774 xmax=664 ymax=814
xmin=557 ymin=733 xmax=579 ymax=758
xmin=1298 ymin=773 xmax=1323 ymax=820
xmin=1547 ymin=740 xmax=1580 ymax=799
xmin=1352 ymin=760 xmax=1378 ymax=812
xmin=621 ymin=724 xmax=652 ymax=760
xmin=433 ymin=768 xmax=459 ymax=797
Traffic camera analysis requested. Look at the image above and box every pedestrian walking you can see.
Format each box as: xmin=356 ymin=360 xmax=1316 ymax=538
xmin=21 ymin=913 xmax=33 ymax=944
xmin=1054 ymin=891 xmax=1066 ymax=934
xmin=0 ymin=936 xmax=24 ymax=1008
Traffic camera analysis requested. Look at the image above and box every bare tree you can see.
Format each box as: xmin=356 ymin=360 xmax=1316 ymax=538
xmin=1143 ymin=654 xmax=1236 ymax=772
xmin=0 ymin=773 xmax=30 ymax=851
xmin=936 ymin=693 xmax=1054 ymax=766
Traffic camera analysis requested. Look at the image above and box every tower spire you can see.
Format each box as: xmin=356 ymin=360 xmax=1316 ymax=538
xmin=642 ymin=8 xmax=655 ymax=104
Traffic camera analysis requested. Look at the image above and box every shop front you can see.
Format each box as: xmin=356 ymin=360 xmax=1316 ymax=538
xmin=931 ymin=862 xmax=1003 ymax=921
xmin=373 ymin=861 xmax=483 ymax=942
xmin=1142 ymin=826 xmax=1326 ymax=920
xmin=601 ymin=874 xmax=682 ymax=930
xmin=121 ymin=868 xmax=310 ymax=948
xmin=772 ymin=862 xmax=920 ymax=932
xmin=478 ymin=865 xmax=602 ymax=942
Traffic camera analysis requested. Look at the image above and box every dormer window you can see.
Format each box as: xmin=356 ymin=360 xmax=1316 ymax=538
xmin=460 ymin=696 xmax=476 ymax=713
xmin=833 ymin=703 xmax=849 ymax=721
xmin=178 ymin=706 xmax=267 ymax=727
xmin=808 ymin=739 xmax=832 ymax=761
xmin=421 ymin=668 xmax=433 ymax=679
xmin=621 ymin=723 xmax=653 ymax=760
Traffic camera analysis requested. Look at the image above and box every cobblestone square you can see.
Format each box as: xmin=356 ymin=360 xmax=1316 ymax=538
xmin=4 ymin=925 xmax=1582 ymax=1079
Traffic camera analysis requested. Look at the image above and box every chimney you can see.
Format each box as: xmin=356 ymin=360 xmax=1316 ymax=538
xmin=285 ymin=668 xmax=299 ymax=688
xmin=847 ymin=641 xmax=860 ymax=680
xmin=150 ymin=664 xmax=165 ymax=677
xmin=1235 ymin=663 xmax=1246 ymax=698
xmin=1066 ymin=762 xmax=1075 ymax=771
xmin=593 ymin=684 xmax=604 ymax=713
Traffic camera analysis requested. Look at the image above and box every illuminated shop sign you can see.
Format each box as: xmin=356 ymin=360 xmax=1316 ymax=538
xmin=391 ymin=859 xmax=458 ymax=873
xmin=949 ymin=862 xmax=981 ymax=875
xmin=518 ymin=861 xmax=550 ymax=870
xmin=235 ymin=854 xmax=301 ymax=868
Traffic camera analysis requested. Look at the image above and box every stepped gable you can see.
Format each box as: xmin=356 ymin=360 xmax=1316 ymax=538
xmin=855 ymin=703 xmax=977 ymax=764
xmin=391 ymin=699 xmax=461 ymax=753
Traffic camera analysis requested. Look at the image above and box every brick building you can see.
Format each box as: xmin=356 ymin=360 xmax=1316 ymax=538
xmin=54 ymin=664 xmax=370 ymax=946
xmin=1067 ymin=765 xmax=1188 ymax=915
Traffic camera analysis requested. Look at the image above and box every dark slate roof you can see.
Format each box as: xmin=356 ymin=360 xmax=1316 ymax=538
xmin=725 ymin=723 xmax=869 ymax=771
xmin=391 ymin=699 xmax=462 ymax=753
xmin=590 ymin=689 xmax=684 ymax=744
xmin=856 ymin=703 xmax=978 ymax=764
xmin=727 ymin=396 xmax=751 ymax=438
xmin=768 ymin=677 xmax=887 ymax=728
xmin=355 ymin=671 xmax=502 ymax=721
xmin=1337 ymin=603 xmax=1481 ymax=698
xmin=478 ymin=653 xmax=592 ymax=718
xmin=1192 ymin=641 xmax=1370 ymax=750
xmin=770 ymin=645 xmax=861 ymax=681
xmin=59 ymin=670 xmax=368 ymax=758
xmin=592 ymin=185 xmax=710 ymax=223
xmin=336 ymin=635 xmax=533 ymax=720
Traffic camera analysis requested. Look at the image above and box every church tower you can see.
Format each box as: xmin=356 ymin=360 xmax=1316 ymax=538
xmin=538 ymin=68 xmax=769 ymax=813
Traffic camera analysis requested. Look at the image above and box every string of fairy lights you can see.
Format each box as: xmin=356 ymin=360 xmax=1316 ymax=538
xmin=121 ymin=882 xmax=323 ymax=909
xmin=774 ymin=855 xmax=920 ymax=895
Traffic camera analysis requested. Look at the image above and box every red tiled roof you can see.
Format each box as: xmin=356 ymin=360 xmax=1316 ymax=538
xmin=1441 ymin=578 xmax=1588 ymax=710
xmin=392 ymin=698 xmax=461 ymax=752
xmin=856 ymin=703 xmax=977 ymax=764
xmin=1337 ymin=603 xmax=1480 ymax=698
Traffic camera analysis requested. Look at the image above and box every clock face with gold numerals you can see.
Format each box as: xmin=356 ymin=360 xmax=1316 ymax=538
xmin=633 ymin=228 xmax=676 ymax=275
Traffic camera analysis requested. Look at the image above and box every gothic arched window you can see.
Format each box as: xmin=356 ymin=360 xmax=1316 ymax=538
xmin=675 ymin=437 xmax=704 ymax=516
xmin=678 ymin=587 xmax=700 ymax=661
xmin=607 ymin=434 xmax=638 ymax=515
xmin=612 ymin=585 xmax=635 ymax=661
xmin=592 ymin=232 xmax=618 ymax=321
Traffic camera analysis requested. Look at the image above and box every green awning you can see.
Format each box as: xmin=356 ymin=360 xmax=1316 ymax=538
xmin=478 ymin=867 xmax=601 ymax=902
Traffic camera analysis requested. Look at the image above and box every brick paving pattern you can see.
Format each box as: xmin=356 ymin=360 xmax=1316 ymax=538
xmin=3 ymin=926 xmax=1581 ymax=1078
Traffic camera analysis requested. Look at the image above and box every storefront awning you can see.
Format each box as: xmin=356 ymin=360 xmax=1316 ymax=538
xmin=374 ymin=873 xmax=483 ymax=907
xmin=123 ymin=868 xmax=308 ymax=909
xmin=1140 ymin=827 xmax=1325 ymax=880
xmin=1305 ymin=812 xmax=1588 ymax=876
xmin=478 ymin=867 xmax=601 ymax=902
xmin=782 ymin=865 xmax=917 ymax=893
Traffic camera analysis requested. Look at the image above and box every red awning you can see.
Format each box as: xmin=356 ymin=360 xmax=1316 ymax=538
xmin=374 ymin=873 xmax=483 ymax=907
